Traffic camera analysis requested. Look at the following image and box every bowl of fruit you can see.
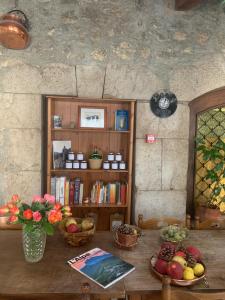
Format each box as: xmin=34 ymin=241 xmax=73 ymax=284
xmin=59 ymin=217 xmax=95 ymax=246
xmin=160 ymin=224 xmax=188 ymax=243
xmin=113 ymin=224 xmax=141 ymax=248
xmin=150 ymin=242 xmax=206 ymax=286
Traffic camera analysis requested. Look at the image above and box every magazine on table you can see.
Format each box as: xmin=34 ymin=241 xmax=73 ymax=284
xmin=67 ymin=247 xmax=135 ymax=289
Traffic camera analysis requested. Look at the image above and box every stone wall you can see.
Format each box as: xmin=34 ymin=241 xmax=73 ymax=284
xmin=1 ymin=0 xmax=225 ymax=223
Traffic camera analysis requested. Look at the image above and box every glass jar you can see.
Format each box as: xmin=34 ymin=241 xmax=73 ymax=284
xmin=111 ymin=161 xmax=119 ymax=170
xmin=103 ymin=161 xmax=110 ymax=170
xmin=73 ymin=160 xmax=80 ymax=169
xmin=77 ymin=152 xmax=84 ymax=161
xmin=65 ymin=160 xmax=73 ymax=169
xmin=68 ymin=152 xmax=75 ymax=160
xmin=115 ymin=153 xmax=122 ymax=161
xmin=119 ymin=161 xmax=126 ymax=170
xmin=80 ymin=160 xmax=88 ymax=169
xmin=107 ymin=152 xmax=114 ymax=161
xmin=22 ymin=224 xmax=46 ymax=263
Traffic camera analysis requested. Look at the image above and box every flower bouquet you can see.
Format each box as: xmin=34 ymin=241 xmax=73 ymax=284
xmin=0 ymin=194 xmax=71 ymax=262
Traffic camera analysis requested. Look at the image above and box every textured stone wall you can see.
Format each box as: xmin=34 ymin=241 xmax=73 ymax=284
xmin=0 ymin=0 xmax=225 ymax=222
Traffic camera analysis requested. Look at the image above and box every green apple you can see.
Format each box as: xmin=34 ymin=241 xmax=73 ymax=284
xmin=172 ymin=256 xmax=187 ymax=269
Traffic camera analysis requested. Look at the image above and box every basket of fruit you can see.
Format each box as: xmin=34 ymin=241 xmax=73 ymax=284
xmin=59 ymin=217 xmax=95 ymax=246
xmin=114 ymin=224 xmax=141 ymax=248
xmin=160 ymin=224 xmax=188 ymax=243
xmin=150 ymin=242 xmax=206 ymax=286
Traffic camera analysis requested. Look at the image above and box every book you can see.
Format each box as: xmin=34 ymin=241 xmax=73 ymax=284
xmin=74 ymin=178 xmax=81 ymax=204
xmin=115 ymin=110 xmax=129 ymax=131
xmin=52 ymin=140 xmax=71 ymax=169
xmin=67 ymin=248 xmax=135 ymax=289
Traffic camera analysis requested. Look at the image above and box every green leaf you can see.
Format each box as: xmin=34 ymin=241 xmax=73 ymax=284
xmin=21 ymin=203 xmax=31 ymax=211
xmin=23 ymin=223 xmax=33 ymax=233
xmin=43 ymin=222 xmax=54 ymax=235
xmin=214 ymin=162 xmax=224 ymax=172
xmin=31 ymin=202 xmax=45 ymax=211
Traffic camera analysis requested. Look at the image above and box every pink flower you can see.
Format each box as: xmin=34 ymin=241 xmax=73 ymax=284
xmin=33 ymin=195 xmax=44 ymax=203
xmin=54 ymin=202 xmax=61 ymax=210
xmin=8 ymin=215 xmax=18 ymax=223
xmin=11 ymin=194 xmax=19 ymax=203
xmin=44 ymin=194 xmax=55 ymax=204
xmin=32 ymin=211 xmax=42 ymax=222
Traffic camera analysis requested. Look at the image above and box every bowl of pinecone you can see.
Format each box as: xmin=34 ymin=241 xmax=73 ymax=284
xmin=113 ymin=224 xmax=141 ymax=248
xmin=150 ymin=242 xmax=206 ymax=286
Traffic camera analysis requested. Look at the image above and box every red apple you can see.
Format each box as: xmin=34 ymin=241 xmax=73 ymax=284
xmin=155 ymin=259 xmax=168 ymax=275
xmin=167 ymin=261 xmax=183 ymax=280
xmin=175 ymin=251 xmax=186 ymax=259
xmin=66 ymin=223 xmax=80 ymax=233
xmin=186 ymin=246 xmax=202 ymax=261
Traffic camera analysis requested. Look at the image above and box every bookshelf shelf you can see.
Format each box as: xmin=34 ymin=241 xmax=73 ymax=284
xmin=50 ymin=169 xmax=129 ymax=174
xmin=70 ymin=203 xmax=128 ymax=208
xmin=52 ymin=128 xmax=130 ymax=134
xmin=43 ymin=96 xmax=136 ymax=230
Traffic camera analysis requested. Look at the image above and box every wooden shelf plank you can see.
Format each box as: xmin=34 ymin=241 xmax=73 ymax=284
xmin=175 ymin=0 xmax=202 ymax=10
xmin=52 ymin=128 xmax=130 ymax=134
xmin=50 ymin=169 xmax=129 ymax=173
xmin=70 ymin=203 xmax=128 ymax=208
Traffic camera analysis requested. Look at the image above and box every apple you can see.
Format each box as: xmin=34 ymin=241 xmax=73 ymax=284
xmin=66 ymin=223 xmax=80 ymax=233
xmin=155 ymin=259 xmax=168 ymax=275
xmin=186 ymin=246 xmax=202 ymax=261
xmin=65 ymin=217 xmax=77 ymax=228
xmin=167 ymin=261 xmax=183 ymax=279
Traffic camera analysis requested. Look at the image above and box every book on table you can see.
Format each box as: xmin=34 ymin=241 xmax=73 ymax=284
xmin=67 ymin=247 xmax=135 ymax=289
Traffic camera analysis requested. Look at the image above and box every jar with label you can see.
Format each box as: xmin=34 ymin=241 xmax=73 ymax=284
xmin=80 ymin=160 xmax=88 ymax=169
xmin=103 ymin=161 xmax=110 ymax=170
xmin=77 ymin=152 xmax=84 ymax=161
xmin=68 ymin=152 xmax=75 ymax=161
xmin=107 ymin=152 xmax=114 ymax=161
xmin=119 ymin=161 xmax=126 ymax=170
xmin=73 ymin=160 xmax=80 ymax=169
xmin=115 ymin=152 xmax=122 ymax=161
xmin=111 ymin=161 xmax=119 ymax=170
xmin=65 ymin=160 xmax=73 ymax=169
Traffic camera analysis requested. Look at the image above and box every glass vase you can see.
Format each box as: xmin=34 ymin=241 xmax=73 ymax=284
xmin=22 ymin=225 xmax=46 ymax=263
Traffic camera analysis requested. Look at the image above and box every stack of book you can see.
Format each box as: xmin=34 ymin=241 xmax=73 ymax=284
xmin=51 ymin=177 xmax=83 ymax=206
xmin=90 ymin=181 xmax=127 ymax=205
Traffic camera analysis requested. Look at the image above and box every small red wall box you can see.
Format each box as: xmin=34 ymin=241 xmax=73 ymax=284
xmin=145 ymin=134 xmax=156 ymax=143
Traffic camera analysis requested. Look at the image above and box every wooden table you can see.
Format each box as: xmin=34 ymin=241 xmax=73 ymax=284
xmin=0 ymin=230 xmax=224 ymax=299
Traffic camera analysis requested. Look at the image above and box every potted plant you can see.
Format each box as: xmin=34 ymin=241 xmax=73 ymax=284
xmin=88 ymin=147 xmax=103 ymax=169
xmin=196 ymin=138 xmax=225 ymax=220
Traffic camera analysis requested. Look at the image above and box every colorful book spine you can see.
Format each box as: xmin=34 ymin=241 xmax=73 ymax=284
xmin=79 ymin=183 xmax=84 ymax=204
xmin=69 ymin=181 xmax=75 ymax=206
xmin=59 ymin=177 xmax=66 ymax=205
xmin=64 ymin=178 xmax=70 ymax=206
xmin=51 ymin=177 xmax=56 ymax=197
xmin=74 ymin=178 xmax=81 ymax=204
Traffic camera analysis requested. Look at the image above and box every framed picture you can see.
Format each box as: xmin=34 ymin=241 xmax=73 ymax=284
xmin=110 ymin=213 xmax=124 ymax=231
xmin=79 ymin=106 xmax=106 ymax=129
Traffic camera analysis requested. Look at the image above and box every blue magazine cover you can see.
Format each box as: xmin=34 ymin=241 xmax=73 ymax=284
xmin=115 ymin=110 xmax=129 ymax=131
xmin=67 ymin=248 xmax=135 ymax=289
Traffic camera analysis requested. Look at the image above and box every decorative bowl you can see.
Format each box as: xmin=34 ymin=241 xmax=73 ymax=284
xmin=113 ymin=224 xmax=142 ymax=248
xmin=59 ymin=217 xmax=95 ymax=247
xmin=160 ymin=224 xmax=188 ymax=243
xmin=150 ymin=256 xmax=206 ymax=287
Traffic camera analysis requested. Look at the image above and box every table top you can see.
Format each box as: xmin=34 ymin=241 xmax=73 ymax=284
xmin=0 ymin=229 xmax=224 ymax=298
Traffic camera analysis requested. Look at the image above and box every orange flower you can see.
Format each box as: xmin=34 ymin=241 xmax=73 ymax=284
xmin=9 ymin=206 xmax=20 ymax=215
xmin=0 ymin=206 xmax=9 ymax=215
xmin=23 ymin=209 xmax=33 ymax=220
xmin=53 ymin=202 xmax=62 ymax=210
xmin=48 ymin=209 xmax=62 ymax=224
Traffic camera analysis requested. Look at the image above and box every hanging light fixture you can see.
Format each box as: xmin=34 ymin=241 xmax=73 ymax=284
xmin=0 ymin=9 xmax=31 ymax=50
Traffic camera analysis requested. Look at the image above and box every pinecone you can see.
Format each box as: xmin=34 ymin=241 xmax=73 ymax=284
xmin=187 ymin=253 xmax=197 ymax=268
xmin=177 ymin=244 xmax=187 ymax=254
xmin=158 ymin=246 xmax=175 ymax=262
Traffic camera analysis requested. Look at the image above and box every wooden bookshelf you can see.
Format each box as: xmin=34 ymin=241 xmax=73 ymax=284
xmin=42 ymin=96 xmax=136 ymax=230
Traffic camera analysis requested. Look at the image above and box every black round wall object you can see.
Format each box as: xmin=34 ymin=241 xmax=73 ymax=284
xmin=150 ymin=91 xmax=177 ymax=118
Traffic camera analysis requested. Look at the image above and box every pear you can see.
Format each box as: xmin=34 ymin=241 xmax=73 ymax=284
xmin=81 ymin=218 xmax=94 ymax=231
xmin=172 ymin=255 xmax=187 ymax=269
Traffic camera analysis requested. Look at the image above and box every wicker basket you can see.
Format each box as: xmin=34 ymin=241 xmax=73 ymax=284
xmin=59 ymin=217 xmax=95 ymax=247
xmin=116 ymin=231 xmax=138 ymax=247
